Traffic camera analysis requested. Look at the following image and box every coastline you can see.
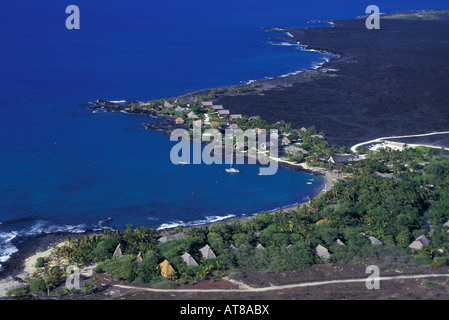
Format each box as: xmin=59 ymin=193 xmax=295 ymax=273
xmin=8 ymin=9 xmax=448 ymax=292
xmin=0 ymin=15 xmax=356 ymax=288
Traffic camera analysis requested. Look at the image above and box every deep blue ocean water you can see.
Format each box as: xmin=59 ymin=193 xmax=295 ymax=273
xmin=0 ymin=0 xmax=447 ymax=270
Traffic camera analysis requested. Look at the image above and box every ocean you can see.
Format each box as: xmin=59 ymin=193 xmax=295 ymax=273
xmin=0 ymin=0 xmax=447 ymax=271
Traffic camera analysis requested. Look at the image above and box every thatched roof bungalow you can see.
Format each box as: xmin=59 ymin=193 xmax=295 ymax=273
xmin=159 ymin=259 xmax=175 ymax=278
xmin=175 ymin=117 xmax=185 ymax=124
xmin=187 ymin=111 xmax=199 ymax=119
xmin=218 ymin=110 xmax=230 ymax=118
xmin=409 ymin=235 xmax=431 ymax=251
xmin=315 ymin=245 xmax=330 ymax=259
xmin=202 ymin=101 xmax=213 ymax=108
xmin=181 ymin=252 xmax=199 ymax=266
xmin=112 ymin=244 xmax=124 ymax=258
xmin=199 ymin=244 xmax=216 ymax=259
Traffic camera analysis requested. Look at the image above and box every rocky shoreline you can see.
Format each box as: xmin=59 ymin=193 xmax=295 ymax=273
xmin=90 ymin=11 xmax=449 ymax=148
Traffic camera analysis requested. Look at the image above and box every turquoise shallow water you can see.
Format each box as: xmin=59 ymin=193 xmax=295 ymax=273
xmin=0 ymin=0 xmax=447 ymax=269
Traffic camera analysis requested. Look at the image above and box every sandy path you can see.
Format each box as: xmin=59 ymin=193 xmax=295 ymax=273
xmin=350 ymin=131 xmax=449 ymax=153
xmin=110 ymin=273 xmax=449 ymax=293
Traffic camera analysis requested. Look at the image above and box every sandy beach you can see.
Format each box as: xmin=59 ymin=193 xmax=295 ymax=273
xmin=0 ymin=243 xmax=57 ymax=297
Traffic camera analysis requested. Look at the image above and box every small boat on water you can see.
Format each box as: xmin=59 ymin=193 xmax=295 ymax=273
xmin=226 ymin=164 xmax=239 ymax=173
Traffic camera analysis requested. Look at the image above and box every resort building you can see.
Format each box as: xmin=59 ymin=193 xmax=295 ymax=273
xmin=135 ymin=252 xmax=143 ymax=264
xmin=199 ymin=244 xmax=216 ymax=259
xmin=193 ymin=120 xmax=203 ymax=127
xmin=329 ymin=154 xmax=360 ymax=165
xmin=181 ymin=252 xmax=199 ymax=266
xmin=187 ymin=111 xmax=199 ymax=119
xmin=409 ymin=235 xmax=431 ymax=251
xmin=281 ymin=137 xmax=291 ymax=146
xmin=259 ymin=141 xmax=276 ymax=152
xmin=229 ymin=114 xmax=242 ymax=120
xmin=175 ymin=117 xmax=185 ymax=124
xmin=112 ymin=244 xmax=124 ymax=258
xmin=284 ymin=146 xmax=308 ymax=156
xmin=218 ymin=110 xmax=230 ymax=118
xmin=175 ymin=106 xmax=187 ymax=113
xmin=368 ymin=236 xmax=383 ymax=245
xmin=159 ymin=259 xmax=175 ymax=278
xmin=164 ymin=101 xmax=174 ymax=109
xmin=201 ymin=101 xmax=213 ymax=108
xmin=137 ymin=101 xmax=152 ymax=108
xmin=315 ymin=245 xmax=331 ymax=259
xmin=212 ymin=105 xmax=224 ymax=111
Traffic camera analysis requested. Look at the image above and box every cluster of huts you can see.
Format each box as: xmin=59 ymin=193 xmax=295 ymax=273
xmin=109 ymin=221 xmax=446 ymax=276
xmin=169 ymin=100 xmax=242 ymax=127
xmin=314 ymin=219 xmax=449 ymax=260
xmin=110 ymin=232 xmax=219 ymax=278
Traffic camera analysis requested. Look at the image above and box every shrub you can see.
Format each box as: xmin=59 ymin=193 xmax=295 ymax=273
xmin=151 ymin=279 xmax=179 ymax=289
xmin=413 ymin=254 xmax=432 ymax=266
xmin=35 ymin=257 xmax=45 ymax=268
xmin=433 ymin=256 xmax=449 ymax=268
xmin=137 ymin=251 xmax=160 ymax=283
xmin=96 ymin=255 xmax=137 ymax=282
xmin=6 ymin=286 xmax=29 ymax=297
xmin=228 ymin=269 xmax=246 ymax=281
xmin=29 ymin=278 xmax=46 ymax=293
xmin=93 ymin=236 xmax=120 ymax=261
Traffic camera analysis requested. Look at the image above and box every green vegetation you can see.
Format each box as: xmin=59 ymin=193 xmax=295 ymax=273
xmin=23 ymin=142 xmax=449 ymax=296
xmin=35 ymin=257 xmax=45 ymax=268
xmin=383 ymin=10 xmax=449 ymax=21
xmin=6 ymin=286 xmax=29 ymax=297
xmin=29 ymin=278 xmax=46 ymax=294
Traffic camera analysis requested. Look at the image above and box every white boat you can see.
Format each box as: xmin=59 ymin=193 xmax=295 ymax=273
xmin=226 ymin=165 xmax=239 ymax=173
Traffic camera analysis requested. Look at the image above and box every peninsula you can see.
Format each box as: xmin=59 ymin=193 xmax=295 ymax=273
xmin=3 ymin=10 xmax=449 ymax=302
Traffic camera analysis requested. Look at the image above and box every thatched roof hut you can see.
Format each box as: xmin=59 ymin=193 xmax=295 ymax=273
xmin=175 ymin=117 xmax=185 ymax=124
xmin=368 ymin=236 xmax=383 ymax=245
xmin=281 ymin=137 xmax=291 ymax=146
xmin=164 ymin=101 xmax=174 ymax=109
xmin=202 ymin=101 xmax=213 ymax=108
xmin=315 ymin=218 xmax=328 ymax=226
xmin=181 ymin=252 xmax=199 ymax=266
xmin=187 ymin=111 xmax=199 ymax=119
xmin=199 ymin=244 xmax=216 ymax=259
xmin=409 ymin=235 xmax=431 ymax=251
xmin=112 ymin=244 xmax=124 ymax=258
xmin=159 ymin=259 xmax=175 ymax=278
xmin=315 ymin=244 xmax=330 ymax=259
